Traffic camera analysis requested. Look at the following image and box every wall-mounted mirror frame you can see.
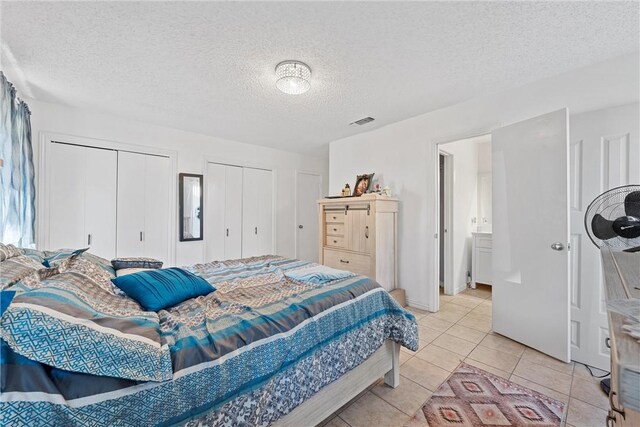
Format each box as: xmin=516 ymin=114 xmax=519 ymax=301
xmin=179 ymin=173 xmax=204 ymax=242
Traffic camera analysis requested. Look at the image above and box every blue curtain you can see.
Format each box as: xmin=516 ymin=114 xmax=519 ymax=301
xmin=0 ymin=72 xmax=35 ymax=247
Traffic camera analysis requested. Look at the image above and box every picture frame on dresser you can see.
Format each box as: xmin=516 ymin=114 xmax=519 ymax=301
xmin=352 ymin=173 xmax=374 ymax=196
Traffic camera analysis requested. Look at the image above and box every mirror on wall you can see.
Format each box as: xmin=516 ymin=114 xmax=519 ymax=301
xmin=179 ymin=173 xmax=203 ymax=241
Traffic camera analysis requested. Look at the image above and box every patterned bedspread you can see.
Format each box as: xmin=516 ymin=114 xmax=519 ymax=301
xmin=1 ymin=255 xmax=418 ymax=426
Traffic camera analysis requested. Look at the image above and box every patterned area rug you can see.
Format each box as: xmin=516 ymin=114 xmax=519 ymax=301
xmin=406 ymin=363 xmax=565 ymax=427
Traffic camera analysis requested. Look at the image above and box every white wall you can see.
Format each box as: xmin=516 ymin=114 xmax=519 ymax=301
xmin=440 ymin=136 xmax=480 ymax=294
xmin=25 ymin=99 xmax=328 ymax=266
xmin=329 ymin=53 xmax=639 ymax=310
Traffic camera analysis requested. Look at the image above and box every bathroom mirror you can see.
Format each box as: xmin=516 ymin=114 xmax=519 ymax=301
xmin=179 ymin=173 xmax=203 ymax=241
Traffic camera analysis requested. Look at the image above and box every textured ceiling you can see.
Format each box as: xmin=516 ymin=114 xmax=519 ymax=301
xmin=1 ymin=1 xmax=638 ymax=156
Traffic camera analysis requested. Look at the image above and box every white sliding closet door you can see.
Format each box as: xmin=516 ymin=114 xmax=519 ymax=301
xmin=224 ymin=166 xmax=244 ymax=259
xmin=144 ymin=155 xmax=171 ymax=263
xmin=49 ymin=143 xmax=86 ymax=250
xmin=84 ymin=147 xmax=118 ymax=259
xmin=257 ymin=170 xmax=273 ymax=255
xmin=205 ymin=163 xmax=243 ymax=261
xmin=117 ymin=152 xmax=145 ymax=257
xmin=206 ymin=163 xmax=228 ymax=261
xmin=48 ymin=142 xmax=117 ymax=259
xmin=117 ymin=151 xmax=171 ymax=263
xmin=242 ymin=168 xmax=273 ymax=257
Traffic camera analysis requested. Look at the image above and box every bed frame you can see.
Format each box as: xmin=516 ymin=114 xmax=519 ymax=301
xmin=274 ymin=340 xmax=400 ymax=426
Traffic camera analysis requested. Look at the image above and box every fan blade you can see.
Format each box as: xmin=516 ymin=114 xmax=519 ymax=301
xmin=625 ymin=191 xmax=640 ymax=218
xmin=613 ymin=216 xmax=640 ymax=239
xmin=592 ymin=214 xmax=617 ymax=240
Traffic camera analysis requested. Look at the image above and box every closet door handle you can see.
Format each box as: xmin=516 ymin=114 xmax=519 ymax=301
xmin=226 ymin=228 xmax=229 ymax=237
xmin=365 ymin=226 xmax=369 ymax=239
xmin=87 ymin=234 xmax=92 ymax=245
xmin=140 ymin=231 xmax=144 ymax=242
xmin=255 ymin=227 xmax=258 ymax=235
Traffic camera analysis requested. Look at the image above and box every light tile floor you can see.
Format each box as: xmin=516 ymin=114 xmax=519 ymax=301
xmin=319 ymin=286 xmax=610 ymax=427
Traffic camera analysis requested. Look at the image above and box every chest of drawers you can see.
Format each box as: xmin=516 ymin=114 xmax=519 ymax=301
xmin=318 ymin=194 xmax=398 ymax=291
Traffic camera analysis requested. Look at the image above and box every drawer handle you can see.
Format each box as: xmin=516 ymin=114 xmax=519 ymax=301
xmin=609 ymin=392 xmax=625 ymax=419
xmin=333 ymin=228 xmax=338 ymax=232
xmin=333 ymin=240 xmax=338 ymax=244
xmin=332 ymin=216 xmax=337 ymax=220
xmin=340 ymin=259 xmax=350 ymax=264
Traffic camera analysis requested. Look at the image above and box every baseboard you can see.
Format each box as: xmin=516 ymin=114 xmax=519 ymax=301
xmin=454 ymin=285 xmax=467 ymax=295
xmin=406 ymin=298 xmax=434 ymax=312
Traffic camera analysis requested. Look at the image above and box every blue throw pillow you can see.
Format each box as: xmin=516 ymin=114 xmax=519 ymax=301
xmin=1 ymin=291 xmax=16 ymax=316
xmin=111 ymin=268 xmax=214 ymax=311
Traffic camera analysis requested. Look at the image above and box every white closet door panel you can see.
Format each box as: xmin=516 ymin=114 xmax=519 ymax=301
xmin=205 ymin=163 xmax=227 ymax=262
xmin=144 ymin=155 xmax=171 ymax=264
xmin=225 ymin=166 xmax=243 ymax=259
xmin=84 ymin=147 xmax=117 ymax=260
xmin=256 ymin=169 xmax=273 ymax=256
xmin=241 ymin=168 xmax=261 ymax=258
xmin=48 ymin=143 xmax=86 ymax=250
xmin=117 ymin=151 xmax=145 ymax=258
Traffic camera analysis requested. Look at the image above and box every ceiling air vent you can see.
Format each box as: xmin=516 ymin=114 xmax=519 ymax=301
xmin=350 ymin=117 xmax=375 ymax=126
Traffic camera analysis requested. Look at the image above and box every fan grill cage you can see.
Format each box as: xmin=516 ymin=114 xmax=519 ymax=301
xmin=584 ymin=184 xmax=640 ymax=249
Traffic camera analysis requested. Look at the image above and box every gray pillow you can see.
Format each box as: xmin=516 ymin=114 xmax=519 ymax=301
xmin=111 ymin=257 xmax=163 ymax=270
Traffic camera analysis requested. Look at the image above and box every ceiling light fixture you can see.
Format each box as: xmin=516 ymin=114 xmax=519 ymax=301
xmin=275 ymin=60 xmax=311 ymax=95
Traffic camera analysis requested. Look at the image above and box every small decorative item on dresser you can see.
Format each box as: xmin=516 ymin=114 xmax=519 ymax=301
xmin=353 ymin=173 xmax=374 ymax=196
xmin=342 ymin=183 xmax=351 ymax=197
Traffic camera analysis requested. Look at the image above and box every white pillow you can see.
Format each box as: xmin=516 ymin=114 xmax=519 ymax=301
xmin=116 ymin=268 xmax=153 ymax=277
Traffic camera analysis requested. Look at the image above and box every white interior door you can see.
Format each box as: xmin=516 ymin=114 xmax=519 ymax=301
xmin=224 ymin=166 xmax=243 ymax=259
xmin=83 ymin=147 xmax=117 ymax=260
xmin=492 ymin=108 xmax=571 ymax=362
xmin=569 ymin=103 xmax=639 ymax=370
xmin=205 ymin=163 xmax=227 ymax=262
xmin=117 ymin=151 xmax=145 ymax=258
xmin=48 ymin=143 xmax=86 ymax=250
xmin=296 ymin=172 xmax=321 ymax=262
xmin=144 ymin=154 xmax=171 ymax=264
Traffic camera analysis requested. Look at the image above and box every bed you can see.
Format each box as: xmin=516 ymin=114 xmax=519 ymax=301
xmin=0 ymin=246 xmax=418 ymax=426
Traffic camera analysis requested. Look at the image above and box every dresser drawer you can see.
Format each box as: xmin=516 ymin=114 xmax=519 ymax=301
xmin=325 ymin=211 xmax=346 ymax=224
xmin=323 ymin=249 xmax=371 ymax=277
xmin=475 ymin=236 xmax=492 ymax=249
xmin=326 ymin=223 xmax=345 ymax=236
xmin=326 ymin=235 xmax=346 ymax=249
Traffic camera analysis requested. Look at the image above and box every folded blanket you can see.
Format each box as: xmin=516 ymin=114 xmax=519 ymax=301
xmin=284 ymin=264 xmax=356 ymax=285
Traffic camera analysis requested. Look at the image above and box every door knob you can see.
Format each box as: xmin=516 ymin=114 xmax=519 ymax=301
xmin=550 ymin=242 xmax=564 ymax=251
xmin=298 ymin=225 xmax=303 ymax=229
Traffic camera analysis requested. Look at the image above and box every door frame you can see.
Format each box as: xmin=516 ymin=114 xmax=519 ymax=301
xmin=294 ymin=170 xmax=323 ymax=260
xmin=431 ymin=130 xmax=495 ymax=312
xmin=437 ymin=151 xmax=454 ymax=296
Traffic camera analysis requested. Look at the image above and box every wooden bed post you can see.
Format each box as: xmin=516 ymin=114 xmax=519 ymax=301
xmin=383 ymin=342 xmax=400 ymax=388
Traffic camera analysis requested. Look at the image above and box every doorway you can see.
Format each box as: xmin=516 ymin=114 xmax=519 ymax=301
xmin=436 ymin=135 xmax=492 ymax=298
xmin=295 ymin=171 xmax=322 ymax=262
